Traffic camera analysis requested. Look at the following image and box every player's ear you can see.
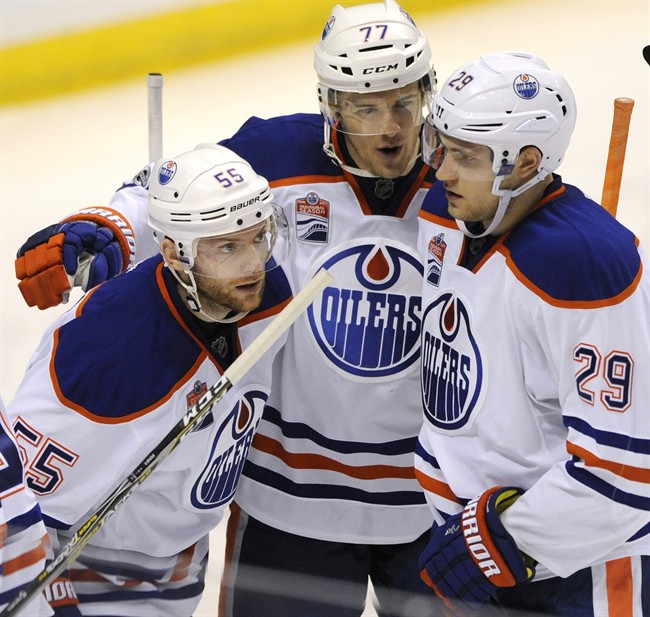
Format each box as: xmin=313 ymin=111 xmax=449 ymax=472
xmin=517 ymin=146 xmax=543 ymax=180
xmin=160 ymin=238 xmax=185 ymax=273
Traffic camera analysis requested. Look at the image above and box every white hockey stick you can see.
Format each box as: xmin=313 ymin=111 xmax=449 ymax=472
xmin=147 ymin=72 xmax=164 ymax=162
xmin=1 ymin=268 xmax=333 ymax=616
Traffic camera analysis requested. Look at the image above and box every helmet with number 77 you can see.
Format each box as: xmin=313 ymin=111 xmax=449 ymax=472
xmin=314 ymin=0 xmax=436 ymax=173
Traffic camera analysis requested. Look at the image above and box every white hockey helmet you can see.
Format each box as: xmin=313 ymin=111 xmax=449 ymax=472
xmin=148 ymin=144 xmax=290 ymax=317
xmin=423 ymin=51 xmax=576 ymax=237
xmin=424 ymin=51 xmax=576 ymax=175
xmin=315 ymin=0 xmax=436 ymax=173
xmin=314 ymin=0 xmax=433 ymax=93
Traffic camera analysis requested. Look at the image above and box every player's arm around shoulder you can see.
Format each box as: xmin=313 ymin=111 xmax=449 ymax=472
xmin=15 ymin=162 xmax=159 ymax=310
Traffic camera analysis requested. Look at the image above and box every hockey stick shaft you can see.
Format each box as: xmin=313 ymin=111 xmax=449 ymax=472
xmin=147 ymin=73 xmax=164 ymax=162
xmin=1 ymin=268 xmax=333 ymax=616
xmin=601 ymin=97 xmax=634 ymax=217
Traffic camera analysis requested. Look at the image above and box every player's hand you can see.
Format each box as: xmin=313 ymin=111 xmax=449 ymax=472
xmin=419 ymin=486 xmax=536 ymax=606
xmin=15 ymin=220 xmax=126 ymax=310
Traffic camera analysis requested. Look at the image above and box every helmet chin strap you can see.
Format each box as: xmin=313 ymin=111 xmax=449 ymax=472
xmin=456 ymin=167 xmax=550 ymax=239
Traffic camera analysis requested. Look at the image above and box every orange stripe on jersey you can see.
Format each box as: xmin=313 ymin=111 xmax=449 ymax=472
xmin=418 ymin=208 xmax=459 ymax=230
xmin=606 ymin=557 xmax=634 ymax=617
xmin=253 ymin=433 xmax=416 ymax=480
xmin=170 ymin=544 xmax=196 ymax=582
xmin=414 ymin=468 xmax=463 ymax=505
xmin=0 ymin=484 xmax=30 ymax=501
xmin=567 ymin=441 xmax=650 ymax=483
xmin=155 ymin=262 xmax=236 ymax=374
xmin=50 ymin=262 xmax=217 ymax=423
xmin=395 ymin=164 xmax=432 ymax=218
xmin=239 ymin=295 xmax=292 ymax=327
xmin=271 ymin=175 xmax=345 ymax=188
xmin=499 ymin=245 xmax=644 ymax=309
xmin=2 ymin=534 xmax=47 ymax=574
xmin=49 ymin=325 xmax=207 ymax=423
xmin=71 ymin=568 xmax=143 ymax=586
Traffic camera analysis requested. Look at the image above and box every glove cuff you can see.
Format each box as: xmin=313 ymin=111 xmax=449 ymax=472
xmin=62 ymin=207 xmax=135 ymax=272
xmin=44 ymin=575 xmax=79 ymax=608
xmin=462 ymin=486 xmax=534 ymax=588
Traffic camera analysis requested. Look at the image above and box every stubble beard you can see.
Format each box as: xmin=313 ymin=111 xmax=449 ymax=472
xmin=197 ymin=277 xmax=266 ymax=318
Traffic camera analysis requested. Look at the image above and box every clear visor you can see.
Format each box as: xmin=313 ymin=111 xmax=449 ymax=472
xmin=191 ymin=205 xmax=290 ymax=281
xmin=422 ymin=119 xmax=506 ymax=182
xmin=319 ymin=80 xmax=433 ymax=137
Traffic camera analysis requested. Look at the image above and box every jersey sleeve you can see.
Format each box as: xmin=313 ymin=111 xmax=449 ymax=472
xmin=501 ymin=246 xmax=649 ymax=577
xmin=107 ymin=164 xmax=159 ymax=264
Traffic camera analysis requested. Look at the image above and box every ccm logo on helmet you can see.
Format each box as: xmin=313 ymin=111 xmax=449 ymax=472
xmin=363 ymin=64 xmax=398 ymax=74
xmin=230 ymin=196 xmax=261 ymax=212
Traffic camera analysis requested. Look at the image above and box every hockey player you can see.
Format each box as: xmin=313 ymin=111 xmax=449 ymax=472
xmin=0 ymin=397 xmax=51 ymax=616
xmin=416 ymin=51 xmax=649 ymax=615
xmin=6 ymin=144 xmax=293 ymax=616
xmin=13 ymin=2 xmax=445 ymax=615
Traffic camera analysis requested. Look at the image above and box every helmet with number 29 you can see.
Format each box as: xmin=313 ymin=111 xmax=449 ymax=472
xmin=423 ymin=51 xmax=576 ymax=237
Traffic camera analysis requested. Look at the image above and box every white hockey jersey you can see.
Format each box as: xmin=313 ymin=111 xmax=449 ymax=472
xmin=0 ymin=399 xmax=51 ymax=616
xmin=416 ymin=178 xmax=650 ymax=579
xmin=6 ymin=255 xmax=293 ymax=616
xmin=106 ymin=112 xmax=437 ymax=544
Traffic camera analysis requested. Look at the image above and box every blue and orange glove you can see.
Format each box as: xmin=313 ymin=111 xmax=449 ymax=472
xmin=44 ymin=574 xmax=82 ymax=616
xmin=15 ymin=209 xmax=132 ymax=309
xmin=419 ymin=487 xmax=536 ymax=606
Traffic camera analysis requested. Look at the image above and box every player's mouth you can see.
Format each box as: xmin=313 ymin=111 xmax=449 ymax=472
xmin=376 ymin=144 xmax=403 ymax=161
xmin=445 ymin=188 xmax=462 ymax=203
xmin=235 ymin=279 xmax=263 ymax=294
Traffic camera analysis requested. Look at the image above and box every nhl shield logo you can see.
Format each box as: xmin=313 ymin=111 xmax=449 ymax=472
xmin=420 ymin=292 xmax=485 ymax=433
xmin=296 ymin=193 xmax=330 ymax=243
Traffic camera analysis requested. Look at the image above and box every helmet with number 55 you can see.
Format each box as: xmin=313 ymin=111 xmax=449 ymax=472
xmin=148 ymin=144 xmax=290 ymax=321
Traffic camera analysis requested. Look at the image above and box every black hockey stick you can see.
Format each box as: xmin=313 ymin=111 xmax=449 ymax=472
xmin=1 ymin=268 xmax=333 ymax=616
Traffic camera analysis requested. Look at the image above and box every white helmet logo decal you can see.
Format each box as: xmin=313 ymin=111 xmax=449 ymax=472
xmin=513 ymin=73 xmax=539 ymax=99
xmin=158 ymin=161 xmax=177 ymax=185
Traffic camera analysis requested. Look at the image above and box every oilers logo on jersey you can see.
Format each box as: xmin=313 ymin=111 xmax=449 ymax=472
xmin=296 ymin=193 xmax=331 ymax=243
xmin=190 ymin=389 xmax=266 ymax=509
xmin=420 ymin=291 xmax=485 ymax=432
xmin=307 ymin=240 xmax=422 ymax=381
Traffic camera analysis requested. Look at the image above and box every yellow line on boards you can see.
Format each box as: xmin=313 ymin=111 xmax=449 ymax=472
xmin=1 ymin=0 xmax=482 ymax=107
